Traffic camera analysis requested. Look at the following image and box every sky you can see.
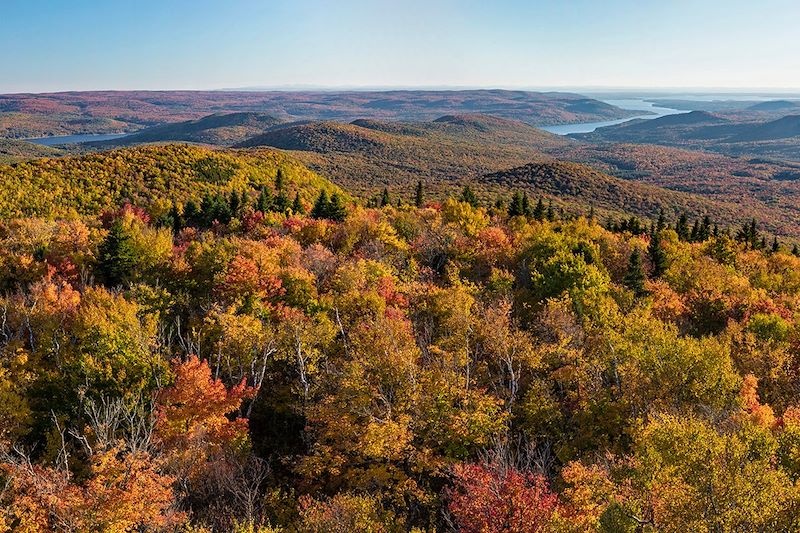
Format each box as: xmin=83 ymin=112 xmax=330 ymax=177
xmin=2 ymin=0 xmax=800 ymax=93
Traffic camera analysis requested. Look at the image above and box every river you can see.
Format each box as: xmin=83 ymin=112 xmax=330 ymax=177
xmin=539 ymin=98 xmax=687 ymax=135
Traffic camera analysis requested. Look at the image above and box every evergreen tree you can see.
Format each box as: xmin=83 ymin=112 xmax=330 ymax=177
xmin=676 ymin=213 xmax=689 ymax=241
xmin=415 ymin=180 xmax=424 ymax=208
xmin=772 ymin=237 xmax=780 ymax=253
xmin=588 ymin=206 xmax=596 ymax=223
xmin=256 ymin=185 xmax=273 ymax=213
xmin=508 ymin=192 xmax=525 ymax=217
xmin=311 ymin=190 xmax=330 ymax=220
xmin=380 ymin=188 xmax=390 ymax=208
xmin=623 ymin=248 xmax=647 ymax=297
xmin=292 ymin=192 xmax=305 ymax=215
xmin=327 ymin=192 xmax=348 ymax=222
xmin=522 ymin=193 xmax=532 ymax=217
xmin=460 ymin=185 xmax=479 ymax=208
xmin=229 ymin=190 xmax=241 ymax=217
xmin=656 ymin=209 xmax=667 ymax=232
xmin=648 ymin=230 xmax=668 ymax=278
xmin=793 ymin=244 xmax=800 ymax=257
xmin=689 ymin=219 xmax=700 ymax=242
xmin=546 ymin=200 xmax=555 ymax=222
xmin=183 ymin=199 xmax=200 ymax=227
xmin=275 ymin=169 xmax=285 ymax=193
xmin=98 ymin=219 xmax=137 ymax=287
xmin=168 ymin=203 xmax=183 ymax=234
xmin=760 ymin=236 xmax=767 ymax=250
xmin=533 ymin=197 xmax=545 ymax=221
xmin=699 ymin=215 xmax=712 ymax=241
xmin=273 ymin=170 xmax=289 ymax=212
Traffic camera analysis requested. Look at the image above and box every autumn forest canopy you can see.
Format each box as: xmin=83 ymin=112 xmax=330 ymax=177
xmin=4 ymin=88 xmax=800 ymax=532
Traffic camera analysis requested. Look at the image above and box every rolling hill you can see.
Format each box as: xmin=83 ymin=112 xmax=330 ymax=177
xmin=235 ymin=114 xmax=800 ymax=237
xmin=479 ymin=160 xmax=748 ymax=224
xmin=0 ymin=144 xmax=341 ymax=218
xmin=0 ymin=138 xmax=64 ymax=163
xmin=98 ymin=112 xmax=286 ymax=147
xmin=577 ymin=109 xmax=800 ymax=162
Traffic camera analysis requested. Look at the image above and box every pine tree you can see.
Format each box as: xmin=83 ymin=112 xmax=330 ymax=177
xmin=229 ymin=190 xmax=241 ymax=217
xmin=656 ymin=209 xmax=667 ymax=231
xmin=772 ymin=237 xmax=779 ymax=253
xmin=327 ymin=192 xmax=348 ymax=222
xmin=311 ymin=190 xmax=330 ymax=220
xmin=522 ymin=193 xmax=532 ymax=217
xmin=183 ymin=199 xmax=200 ymax=227
xmin=793 ymin=244 xmax=800 ymax=257
xmin=98 ymin=219 xmax=137 ymax=286
xmin=588 ymin=206 xmax=596 ymax=223
xmin=380 ymin=188 xmax=390 ymax=208
xmin=275 ymin=169 xmax=285 ymax=192
xmin=623 ymin=248 xmax=647 ymax=297
xmin=508 ymin=192 xmax=525 ymax=217
xmin=546 ymin=200 xmax=555 ymax=222
xmin=689 ymin=220 xmax=700 ymax=242
xmin=415 ymin=180 xmax=424 ymax=208
xmin=256 ymin=186 xmax=273 ymax=213
xmin=648 ymin=230 xmax=668 ymax=278
xmin=699 ymin=215 xmax=712 ymax=241
xmin=292 ymin=192 xmax=305 ymax=215
xmin=676 ymin=213 xmax=689 ymax=241
xmin=273 ymin=170 xmax=289 ymax=212
xmin=460 ymin=185 xmax=479 ymax=208
xmin=533 ymin=197 xmax=545 ymax=221
xmin=168 ymin=203 xmax=183 ymax=234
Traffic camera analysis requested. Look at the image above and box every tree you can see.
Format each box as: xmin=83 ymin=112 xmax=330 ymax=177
xmin=380 ymin=188 xmax=390 ymax=208
xmin=97 ymin=218 xmax=137 ymax=286
xmin=256 ymin=185 xmax=273 ymax=213
xmin=772 ymin=237 xmax=780 ymax=253
xmin=533 ymin=197 xmax=545 ymax=221
xmin=311 ymin=190 xmax=330 ymax=220
xmin=656 ymin=209 xmax=667 ymax=231
xmin=648 ymin=230 xmax=668 ymax=278
xmin=327 ymin=192 xmax=348 ymax=222
xmin=448 ymin=461 xmax=558 ymax=533
xmin=415 ymin=180 xmax=424 ymax=208
xmin=292 ymin=192 xmax=305 ymax=215
xmin=623 ymin=248 xmax=647 ymax=296
xmin=508 ymin=192 xmax=525 ymax=218
xmin=461 ymin=185 xmax=479 ymax=208
xmin=676 ymin=213 xmax=689 ymax=241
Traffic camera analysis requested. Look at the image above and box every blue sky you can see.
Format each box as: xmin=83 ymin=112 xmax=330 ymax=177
xmin=2 ymin=0 xmax=800 ymax=93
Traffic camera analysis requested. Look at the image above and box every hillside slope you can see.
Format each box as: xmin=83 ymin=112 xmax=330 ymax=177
xmin=0 ymin=144 xmax=340 ymax=218
xmin=101 ymin=112 xmax=285 ymax=147
xmin=0 ymin=139 xmax=64 ymax=163
xmin=479 ymin=160 xmax=754 ymax=227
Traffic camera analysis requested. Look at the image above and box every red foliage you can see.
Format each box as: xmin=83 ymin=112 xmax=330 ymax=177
xmin=99 ymin=202 xmax=150 ymax=228
xmin=448 ymin=462 xmax=558 ymax=533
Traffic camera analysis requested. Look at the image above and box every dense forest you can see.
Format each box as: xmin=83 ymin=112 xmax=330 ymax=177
xmin=2 ymin=151 xmax=800 ymax=532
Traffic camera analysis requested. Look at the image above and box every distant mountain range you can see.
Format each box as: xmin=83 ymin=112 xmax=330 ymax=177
xmin=576 ymin=110 xmax=800 ymax=161
xmin=0 ymin=89 xmax=639 ymax=138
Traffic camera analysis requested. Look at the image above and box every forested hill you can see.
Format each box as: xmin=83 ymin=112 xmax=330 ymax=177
xmin=0 ymin=144 xmax=341 ymax=218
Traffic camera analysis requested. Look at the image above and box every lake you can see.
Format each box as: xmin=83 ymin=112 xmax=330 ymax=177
xmin=25 ymin=133 xmax=130 ymax=146
xmin=539 ymin=98 xmax=687 ymax=135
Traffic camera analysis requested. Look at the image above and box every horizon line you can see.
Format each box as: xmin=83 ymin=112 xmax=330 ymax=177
xmin=4 ymin=85 xmax=800 ymax=96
